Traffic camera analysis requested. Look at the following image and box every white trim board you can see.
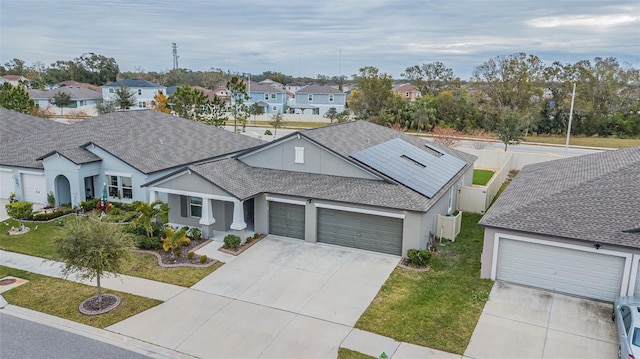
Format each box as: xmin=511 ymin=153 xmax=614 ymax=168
xmin=315 ymin=203 xmax=405 ymax=219
xmin=266 ymin=196 xmax=307 ymax=206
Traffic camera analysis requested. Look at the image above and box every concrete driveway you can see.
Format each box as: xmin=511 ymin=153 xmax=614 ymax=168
xmin=0 ymin=199 xmax=8 ymax=221
xmin=108 ymin=235 xmax=399 ymax=358
xmin=465 ymin=282 xmax=617 ymax=359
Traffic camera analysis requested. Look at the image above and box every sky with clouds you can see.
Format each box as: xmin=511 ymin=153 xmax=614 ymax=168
xmin=1 ymin=0 xmax=638 ymax=80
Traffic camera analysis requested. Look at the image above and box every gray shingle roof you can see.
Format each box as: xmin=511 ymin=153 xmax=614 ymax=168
xmin=0 ymin=109 xmax=264 ymax=172
xmin=248 ymin=82 xmax=287 ymax=93
xmin=296 ymin=85 xmax=343 ymax=94
xmin=28 ymin=87 xmax=102 ymax=100
xmin=103 ymin=78 xmax=164 ymax=88
xmin=189 ymin=158 xmax=432 ymax=212
xmin=479 ymin=147 xmax=640 ymax=249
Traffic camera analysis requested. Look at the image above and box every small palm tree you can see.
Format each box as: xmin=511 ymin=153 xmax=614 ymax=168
xmin=132 ymin=200 xmax=168 ymax=238
xmin=162 ymin=227 xmax=189 ymax=259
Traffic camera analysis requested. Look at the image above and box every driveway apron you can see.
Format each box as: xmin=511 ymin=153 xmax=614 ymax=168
xmin=108 ymin=235 xmax=399 ymax=358
xmin=464 ymin=281 xmax=617 ymax=359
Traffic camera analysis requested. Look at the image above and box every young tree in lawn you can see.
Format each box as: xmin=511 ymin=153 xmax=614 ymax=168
xmin=497 ymin=113 xmax=525 ymax=151
xmin=50 ymin=91 xmax=72 ymax=116
xmin=113 ymin=86 xmax=137 ymax=110
xmin=55 ymin=215 xmax=132 ymax=306
xmin=268 ymin=112 xmax=285 ymax=137
xmin=0 ymin=82 xmax=34 ymax=113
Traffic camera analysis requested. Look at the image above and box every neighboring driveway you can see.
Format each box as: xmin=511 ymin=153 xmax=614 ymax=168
xmin=0 ymin=199 xmax=8 ymax=221
xmin=465 ymin=281 xmax=617 ymax=359
xmin=108 ymin=235 xmax=399 ymax=358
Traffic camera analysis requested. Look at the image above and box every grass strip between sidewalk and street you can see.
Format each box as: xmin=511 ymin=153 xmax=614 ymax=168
xmin=337 ymin=348 xmax=376 ymax=359
xmin=0 ymin=266 xmax=162 ymax=328
xmin=355 ymin=212 xmax=493 ymax=355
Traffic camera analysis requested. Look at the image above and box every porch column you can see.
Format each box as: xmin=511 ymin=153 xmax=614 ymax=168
xmin=230 ymin=199 xmax=246 ymax=230
xmin=149 ymin=189 xmax=157 ymax=203
xmin=199 ymin=198 xmax=216 ymax=239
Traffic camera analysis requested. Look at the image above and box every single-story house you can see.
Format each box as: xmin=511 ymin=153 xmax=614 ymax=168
xmin=2 ymin=108 xmax=475 ymax=257
xmin=145 ymin=120 xmax=476 ymax=256
xmin=28 ymin=87 xmax=103 ymax=116
xmin=479 ymin=147 xmax=640 ymax=301
xmin=0 ymin=108 xmax=262 ymax=207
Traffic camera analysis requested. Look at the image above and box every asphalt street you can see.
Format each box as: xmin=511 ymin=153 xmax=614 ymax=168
xmin=0 ymin=312 xmax=150 ymax=359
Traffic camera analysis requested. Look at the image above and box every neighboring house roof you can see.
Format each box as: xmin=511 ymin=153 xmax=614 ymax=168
xmin=0 ymin=108 xmax=64 ymax=138
xmin=57 ymin=81 xmax=101 ymax=92
xmin=1 ymin=75 xmax=26 ymax=81
xmin=249 ymin=82 xmax=287 ymax=93
xmin=479 ymin=147 xmax=640 ymax=249
xmin=296 ymin=85 xmax=343 ymax=94
xmin=393 ymin=84 xmax=420 ymax=92
xmin=0 ymin=109 xmax=264 ymax=173
xmin=103 ymin=78 xmax=164 ymax=88
xmin=28 ymin=87 xmax=102 ymax=100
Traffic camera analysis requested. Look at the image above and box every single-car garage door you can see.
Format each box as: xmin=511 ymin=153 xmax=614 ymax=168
xmin=21 ymin=172 xmax=47 ymax=204
xmin=0 ymin=170 xmax=13 ymax=199
xmin=317 ymin=208 xmax=403 ymax=256
xmin=496 ymin=238 xmax=626 ymax=301
xmin=269 ymin=201 xmax=305 ymax=239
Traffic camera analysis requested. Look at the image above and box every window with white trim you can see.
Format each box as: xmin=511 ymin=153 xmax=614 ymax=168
xmin=264 ymin=93 xmax=269 ymax=100
xmin=270 ymin=93 xmax=276 ymax=99
xmin=109 ymin=88 xmax=114 ymax=93
xmin=308 ymin=94 xmax=313 ymax=101
xmin=137 ymin=89 xmax=142 ymax=95
xmin=272 ymin=106 xmax=277 ymax=112
xmin=294 ymin=147 xmax=304 ymax=164
xmin=107 ymin=175 xmax=133 ymax=199
xmin=190 ymin=197 xmax=202 ymax=217
xmin=405 ymin=92 xmax=410 ymax=98
xmin=329 ymin=94 xmax=334 ymax=102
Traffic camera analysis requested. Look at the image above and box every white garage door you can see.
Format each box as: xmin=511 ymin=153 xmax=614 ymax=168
xmin=496 ymin=238 xmax=626 ymax=301
xmin=21 ymin=173 xmax=47 ymax=204
xmin=0 ymin=170 xmax=13 ymax=199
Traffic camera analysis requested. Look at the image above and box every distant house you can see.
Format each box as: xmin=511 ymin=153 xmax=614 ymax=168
xmin=285 ymin=82 xmax=307 ymax=93
xmin=393 ymin=84 xmax=421 ymax=102
xmin=258 ymin=79 xmax=283 ymax=88
xmin=28 ymin=87 xmax=103 ymax=116
xmin=292 ymin=85 xmax=346 ymax=115
xmin=57 ymin=81 xmax=102 ymax=93
xmin=247 ymin=82 xmax=287 ymax=114
xmin=101 ymin=78 xmax=166 ymax=110
xmin=1 ymin=74 xmax=29 ymax=87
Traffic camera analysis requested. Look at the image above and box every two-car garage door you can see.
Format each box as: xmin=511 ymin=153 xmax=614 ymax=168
xmin=317 ymin=208 xmax=403 ymax=256
xmin=496 ymin=238 xmax=627 ymax=302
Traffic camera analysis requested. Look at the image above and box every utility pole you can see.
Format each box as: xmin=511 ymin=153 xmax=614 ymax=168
xmin=565 ymin=82 xmax=576 ymax=155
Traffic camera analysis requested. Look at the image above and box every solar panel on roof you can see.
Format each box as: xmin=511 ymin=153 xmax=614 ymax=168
xmin=350 ymin=138 xmax=466 ymax=198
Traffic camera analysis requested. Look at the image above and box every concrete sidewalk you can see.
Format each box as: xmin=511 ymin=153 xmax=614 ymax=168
xmin=0 ymin=250 xmax=185 ymax=301
xmin=341 ymin=329 xmax=463 ymax=359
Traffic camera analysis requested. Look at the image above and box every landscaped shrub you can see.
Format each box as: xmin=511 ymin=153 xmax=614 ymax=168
xmin=199 ymin=255 xmax=208 ymax=264
xmin=407 ymin=249 xmax=432 ymax=267
xmin=79 ymin=198 xmax=100 ymax=212
xmin=135 ymin=235 xmax=162 ymax=250
xmin=187 ymin=252 xmax=195 ymax=260
xmin=187 ymin=227 xmax=202 ymax=240
xmin=32 ymin=210 xmax=65 ymax=221
xmin=5 ymin=201 xmax=33 ymax=220
xmin=253 ymin=232 xmax=260 ymax=240
xmin=245 ymin=236 xmax=253 ymax=244
xmin=175 ymin=248 xmax=182 ymax=257
xmin=46 ymin=192 xmax=55 ymax=207
xmin=223 ymin=234 xmax=241 ymax=250
xmin=264 ymin=129 xmax=273 ymax=136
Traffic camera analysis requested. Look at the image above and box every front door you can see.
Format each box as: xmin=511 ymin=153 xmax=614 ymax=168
xmin=84 ymin=176 xmax=94 ymax=199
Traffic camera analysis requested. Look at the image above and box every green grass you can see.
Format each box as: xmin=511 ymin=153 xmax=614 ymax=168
xmin=121 ymin=253 xmax=223 ymax=287
xmin=337 ymin=348 xmax=376 ymax=359
xmin=355 ymin=213 xmax=493 ymax=355
xmin=0 ymin=217 xmax=222 ymax=287
xmin=524 ymin=135 xmax=640 ymax=148
xmin=0 ymin=266 xmax=162 ymax=328
xmin=472 ymin=169 xmax=494 ymax=186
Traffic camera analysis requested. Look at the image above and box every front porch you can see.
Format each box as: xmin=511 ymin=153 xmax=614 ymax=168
xmin=149 ymin=188 xmax=256 ymax=243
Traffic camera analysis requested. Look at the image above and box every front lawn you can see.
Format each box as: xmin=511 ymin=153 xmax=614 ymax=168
xmin=337 ymin=348 xmax=376 ymax=359
xmin=472 ymin=169 xmax=494 ymax=186
xmin=0 ymin=217 xmax=221 ymax=287
xmin=0 ymin=266 xmax=162 ymax=328
xmin=355 ymin=213 xmax=493 ymax=355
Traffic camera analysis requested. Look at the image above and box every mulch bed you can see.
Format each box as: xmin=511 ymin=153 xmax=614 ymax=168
xmin=79 ymin=294 xmax=121 ymax=316
xmin=397 ymin=258 xmax=431 ymax=272
xmin=218 ymin=234 xmax=266 ymax=256
xmin=133 ymin=238 xmax=219 ymax=268
xmin=6 ymin=226 xmax=30 ymax=235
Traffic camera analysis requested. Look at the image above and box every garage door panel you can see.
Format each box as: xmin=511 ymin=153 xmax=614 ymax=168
xmin=317 ymin=208 xmax=402 ymax=256
xmin=497 ymin=238 xmax=625 ymax=302
xmin=0 ymin=171 xmax=13 ymax=199
xmin=22 ymin=173 xmax=46 ymax=204
xmin=269 ymin=202 xmax=305 ymax=240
